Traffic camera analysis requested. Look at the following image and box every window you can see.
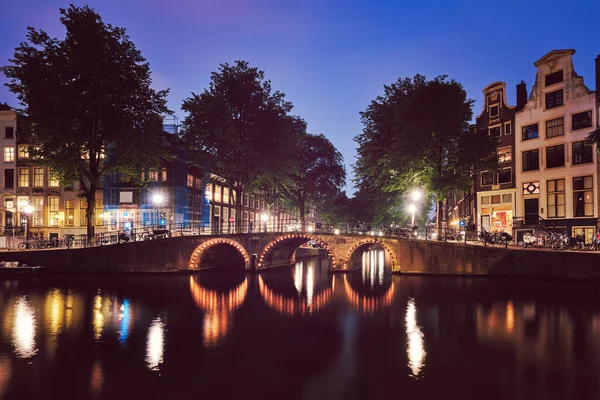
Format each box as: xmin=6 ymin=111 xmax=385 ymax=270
xmin=80 ymin=200 xmax=88 ymax=226
xmin=261 ymin=199 xmax=265 ymax=210
xmin=205 ymin=184 xmax=212 ymax=201
xmin=546 ymin=145 xmax=565 ymax=168
xmin=547 ymin=179 xmax=565 ymax=218
xmin=489 ymin=126 xmax=501 ymax=137
xmin=65 ymin=200 xmax=75 ymax=227
xmin=250 ymin=195 xmax=255 ymax=209
xmin=498 ymin=168 xmax=512 ymax=184
xmin=545 ymin=90 xmax=563 ymax=109
xmin=48 ymin=197 xmax=59 ymax=226
xmin=501 ymin=194 xmax=512 ymax=203
xmin=573 ymin=176 xmax=593 ymax=217
xmin=572 ymin=111 xmax=592 ymax=131
xmin=505 ymin=122 xmax=512 ymax=135
xmin=490 ymin=195 xmax=501 ymax=204
xmin=4 ymin=127 xmax=14 ymax=138
xmin=522 ymin=123 xmax=539 ymax=141
xmin=481 ymin=196 xmax=490 ymax=205
xmin=572 ymin=141 xmax=593 ymax=165
xmin=522 ymin=181 xmax=540 ymax=195
xmin=522 ymin=149 xmax=539 ymax=172
xmin=95 ymin=198 xmax=103 ymax=226
xmin=214 ymin=185 xmax=221 ymax=202
xmin=545 ymin=117 xmax=564 ymax=138
xmin=244 ymin=194 xmax=249 ymax=207
xmin=481 ymin=171 xmax=493 ymax=186
xmin=195 ymin=178 xmax=202 ymax=189
xmin=187 ymin=174 xmax=194 ymax=187
xmin=489 ymin=105 xmax=499 ymax=118
xmin=49 ymin=170 xmax=59 ymax=187
xmin=18 ymin=145 xmax=29 ymax=159
xmin=498 ymin=147 xmax=512 ymax=163
xmin=33 ymin=168 xmax=44 ymax=187
xmin=33 ymin=197 xmax=44 ymax=227
xmin=544 ymin=70 xmax=564 ymax=87
xmin=18 ymin=168 xmax=29 ymax=187
xmin=148 ymin=170 xmax=158 ymax=181
xmin=4 ymin=169 xmax=13 ymax=189
xmin=161 ymin=167 xmax=167 ymax=182
xmin=4 ymin=147 xmax=14 ymax=163
xmin=223 ymin=188 xmax=230 ymax=204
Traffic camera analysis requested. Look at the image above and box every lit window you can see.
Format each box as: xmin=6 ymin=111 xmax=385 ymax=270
xmin=49 ymin=170 xmax=60 ymax=187
xmin=161 ymin=167 xmax=167 ymax=181
xmin=65 ymin=200 xmax=75 ymax=227
xmin=223 ymin=187 xmax=230 ymax=204
xmin=18 ymin=144 xmax=29 ymax=159
xmin=33 ymin=168 xmax=44 ymax=187
xmin=4 ymin=146 xmax=14 ymax=163
xmin=33 ymin=197 xmax=44 ymax=226
xmin=80 ymin=200 xmax=88 ymax=226
xmin=573 ymin=176 xmax=593 ymax=217
xmin=205 ymin=184 xmax=212 ymax=200
xmin=18 ymin=168 xmax=29 ymax=187
xmin=48 ymin=197 xmax=59 ymax=226
xmin=187 ymin=174 xmax=194 ymax=187
xmin=214 ymin=185 xmax=221 ymax=202
xmin=148 ymin=170 xmax=158 ymax=181
xmin=547 ymin=179 xmax=565 ymax=218
xmin=498 ymin=147 xmax=512 ymax=163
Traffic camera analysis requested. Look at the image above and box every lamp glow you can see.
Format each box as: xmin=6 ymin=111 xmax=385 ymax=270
xmin=152 ymin=193 xmax=164 ymax=205
xmin=23 ymin=205 xmax=34 ymax=214
xmin=411 ymin=189 xmax=422 ymax=202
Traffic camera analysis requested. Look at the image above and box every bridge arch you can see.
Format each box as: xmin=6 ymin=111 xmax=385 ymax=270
xmin=189 ymin=238 xmax=251 ymax=270
xmin=343 ymin=275 xmax=396 ymax=313
xmin=257 ymin=234 xmax=337 ymax=270
xmin=341 ymin=239 xmax=397 ymax=271
xmin=258 ymin=275 xmax=334 ymax=316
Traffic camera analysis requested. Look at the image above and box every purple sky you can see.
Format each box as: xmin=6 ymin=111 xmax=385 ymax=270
xmin=1 ymin=0 xmax=599 ymax=194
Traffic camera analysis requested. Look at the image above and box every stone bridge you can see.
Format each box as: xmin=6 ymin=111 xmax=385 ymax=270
xmin=1 ymin=232 xmax=600 ymax=282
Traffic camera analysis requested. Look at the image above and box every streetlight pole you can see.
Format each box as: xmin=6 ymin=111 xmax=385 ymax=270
xmin=408 ymin=204 xmax=417 ymax=227
xmin=23 ymin=205 xmax=34 ymax=240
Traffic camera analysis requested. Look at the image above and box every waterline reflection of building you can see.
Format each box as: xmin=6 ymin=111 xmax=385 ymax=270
xmin=91 ymin=292 xmax=134 ymax=343
xmin=259 ymin=258 xmax=333 ymax=316
xmin=189 ymin=276 xmax=248 ymax=347
xmin=405 ymin=298 xmax=426 ymax=378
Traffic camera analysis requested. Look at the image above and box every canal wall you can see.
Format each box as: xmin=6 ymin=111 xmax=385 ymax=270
xmin=395 ymin=240 xmax=600 ymax=282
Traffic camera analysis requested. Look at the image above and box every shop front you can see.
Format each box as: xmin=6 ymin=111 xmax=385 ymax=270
xmin=477 ymin=190 xmax=515 ymax=234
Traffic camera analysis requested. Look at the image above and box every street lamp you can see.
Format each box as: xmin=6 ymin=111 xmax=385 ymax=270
xmin=23 ymin=205 xmax=34 ymax=239
xmin=408 ymin=204 xmax=417 ymax=227
xmin=261 ymin=212 xmax=269 ymax=232
xmin=152 ymin=193 xmax=164 ymax=228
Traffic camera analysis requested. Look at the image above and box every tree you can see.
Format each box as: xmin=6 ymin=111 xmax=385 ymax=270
xmin=355 ymin=74 xmax=497 ymax=236
xmin=2 ymin=5 xmax=170 ymax=239
xmin=181 ymin=61 xmax=298 ymax=232
xmin=287 ymin=132 xmax=346 ymax=231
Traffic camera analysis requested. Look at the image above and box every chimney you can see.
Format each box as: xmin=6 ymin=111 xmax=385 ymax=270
xmin=516 ymin=81 xmax=527 ymax=111
xmin=596 ymin=55 xmax=600 ymax=109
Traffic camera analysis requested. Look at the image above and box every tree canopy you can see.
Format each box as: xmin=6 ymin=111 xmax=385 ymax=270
xmin=181 ymin=60 xmax=298 ymax=230
xmin=287 ymin=131 xmax=346 ymax=230
xmin=2 ymin=5 xmax=170 ymax=238
xmin=354 ymin=74 xmax=497 ymax=232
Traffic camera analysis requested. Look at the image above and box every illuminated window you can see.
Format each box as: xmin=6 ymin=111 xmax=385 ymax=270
xmin=573 ymin=176 xmax=593 ymax=217
xmin=187 ymin=174 xmax=194 ymax=187
xmin=33 ymin=197 xmax=44 ymax=227
xmin=33 ymin=168 xmax=44 ymax=187
xmin=214 ymin=185 xmax=221 ymax=202
xmin=547 ymin=179 xmax=565 ymax=218
xmin=65 ymin=200 xmax=75 ymax=227
xmin=205 ymin=184 xmax=212 ymax=201
xmin=18 ymin=168 xmax=29 ymax=187
xmin=223 ymin=187 xmax=230 ymax=204
xmin=49 ymin=170 xmax=60 ymax=187
xmin=148 ymin=170 xmax=158 ymax=181
xmin=498 ymin=147 xmax=512 ymax=163
xmin=161 ymin=167 xmax=167 ymax=181
xmin=4 ymin=146 xmax=14 ymax=162
xmin=95 ymin=197 xmax=103 ymax=226
xmin=18 ymin=144 xmax=29 ymax=159
xmin=48 ymin=197 xmax=59 ymax=226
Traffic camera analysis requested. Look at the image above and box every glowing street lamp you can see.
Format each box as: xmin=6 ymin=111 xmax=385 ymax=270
xmin=261 ymin=212 xmax=269 ymax=232
xmin=408 ymin=204 xmax=417 ymax=227
xmin=23 ymin=205 xmax=34 ymax=239
xmin=152 ymin=193 xmax=164 ymax=227
xmin=411 ymin=189 xmax=422 ymax=202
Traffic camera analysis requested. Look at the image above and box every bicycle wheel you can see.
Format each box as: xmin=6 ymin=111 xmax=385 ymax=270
xmin=18 ymin=242 xmax=27 ymax=250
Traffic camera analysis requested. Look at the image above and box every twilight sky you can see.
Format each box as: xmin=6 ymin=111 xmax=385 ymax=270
xmin=1 ymin=0 xmax=599 ymax=194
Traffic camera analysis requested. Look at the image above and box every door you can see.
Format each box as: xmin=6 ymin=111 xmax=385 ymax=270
xmin=524 ymin=198 xmax=539 ymax=225
xmin=481 ymin=215 xmax=491 ymax=232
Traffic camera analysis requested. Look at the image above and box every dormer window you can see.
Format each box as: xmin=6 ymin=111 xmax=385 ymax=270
xmin=545 ymin=90 xmax=563 ymax=109
xmin=489 ymin=105 xmax=499 ymax=118
xmin=544 ymin=70 xmax=563 ymax=87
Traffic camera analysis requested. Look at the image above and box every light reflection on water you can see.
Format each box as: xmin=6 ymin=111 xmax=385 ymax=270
xmin=0 ymin=253 xmax=597 ymax=399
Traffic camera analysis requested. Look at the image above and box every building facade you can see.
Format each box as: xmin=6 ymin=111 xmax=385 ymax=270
xmin=0 ymin=104 xmax=16 ymax=236
xmin=475 ymin=82 xmax=517 ymax=234
xmin=514 ymin=49 xmax=599 ymax=242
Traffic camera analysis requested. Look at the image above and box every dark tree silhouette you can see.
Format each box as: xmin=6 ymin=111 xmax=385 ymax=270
xmin=2 ymin=5 xmax=170 ymax=239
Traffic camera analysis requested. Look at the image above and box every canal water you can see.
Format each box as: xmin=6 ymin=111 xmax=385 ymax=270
xmin=0 ymin=249 xmax=599 ymax=399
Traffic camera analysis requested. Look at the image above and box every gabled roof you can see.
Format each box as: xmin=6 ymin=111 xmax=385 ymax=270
xmin=482 ymin=81 xmax=505 ymax=93
xmin=534 ymin=49 xmax=576 ymax=67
